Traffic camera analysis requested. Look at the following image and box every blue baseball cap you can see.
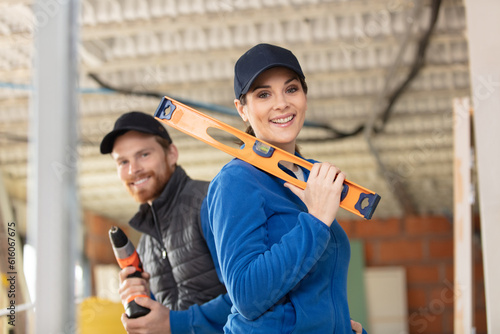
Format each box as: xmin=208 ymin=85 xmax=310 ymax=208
xmin=234 ymin=43 xmax=305 ymax=99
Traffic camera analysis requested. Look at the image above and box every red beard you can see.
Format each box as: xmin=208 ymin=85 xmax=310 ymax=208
xmin=125 ymin=171 xmax=168 ymax=204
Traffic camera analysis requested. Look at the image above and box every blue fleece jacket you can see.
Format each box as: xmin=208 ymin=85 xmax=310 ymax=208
xmin=170 ymin=293 xmax=232 ymax=333
xmin=206 ymin=156 xmax=365 ymax=333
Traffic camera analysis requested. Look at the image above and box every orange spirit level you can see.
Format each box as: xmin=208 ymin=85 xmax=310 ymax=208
xmin=154 ymin=96 xmax=380 ymax=219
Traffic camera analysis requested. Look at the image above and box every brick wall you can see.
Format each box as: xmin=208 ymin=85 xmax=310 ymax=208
xmin=340 ymin=215 xmax=486 ymax=334
xmin=84 ymin=211 xmax=139 ymax=295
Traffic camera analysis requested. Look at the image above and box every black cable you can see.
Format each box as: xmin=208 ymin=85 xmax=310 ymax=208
xmin=309 ymin=0 xmax=442 ymax=140
xmin=88 ymin=72 xmax=357 ymax=139
xmin=373 ymin=0 xmax=442 ymax=134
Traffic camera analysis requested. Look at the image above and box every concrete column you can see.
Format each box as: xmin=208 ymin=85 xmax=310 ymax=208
xmin=30 ymin=0 xmax=81 ymax=332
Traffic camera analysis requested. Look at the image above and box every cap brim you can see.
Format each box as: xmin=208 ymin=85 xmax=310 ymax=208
xmin=99 ymin=129 xmax=128 ymax=154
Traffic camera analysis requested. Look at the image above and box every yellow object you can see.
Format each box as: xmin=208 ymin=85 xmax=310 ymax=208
xmin=1 ymin=273 xmax=8 ymax=287
xmin=79 ymin=297 xmax=126 ymax=334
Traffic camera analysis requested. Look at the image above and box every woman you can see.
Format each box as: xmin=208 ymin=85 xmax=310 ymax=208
xmin=206 ymin=43 xmax=366 ymax=333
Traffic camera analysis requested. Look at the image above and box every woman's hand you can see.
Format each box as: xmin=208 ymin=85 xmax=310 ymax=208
xmin=284 ymin=162 xmax=345 ymax=227
xmin=351 ymin=319 xmax=364 ymax=333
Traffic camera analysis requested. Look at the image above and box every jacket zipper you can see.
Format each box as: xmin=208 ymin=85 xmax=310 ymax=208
xmin=151 ymin=203 xmax=167 ymax=259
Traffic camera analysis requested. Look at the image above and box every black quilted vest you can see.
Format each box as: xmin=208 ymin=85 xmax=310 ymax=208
xmin=130 ymin=166 xmax=226 ymax=310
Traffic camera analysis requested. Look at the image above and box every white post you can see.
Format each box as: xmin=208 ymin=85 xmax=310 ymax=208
xmin=30 ymin=0 xmax=80 ymax=332
xmin=464 ymin=0 xmax=500 ymax=332
xmin=452 ymin=97 xmax=473 ymax=334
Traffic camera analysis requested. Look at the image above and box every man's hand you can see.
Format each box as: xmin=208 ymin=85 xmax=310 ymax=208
xmin=121 ymin=297 xmax=171 ymax=334
xmin=119 ymin=266 xmax=151 ymax=306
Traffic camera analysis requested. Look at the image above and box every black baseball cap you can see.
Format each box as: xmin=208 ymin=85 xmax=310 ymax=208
xmin=234 ymin=43 xmax=305 ymax=99
xmin=100 ymin=111 xmax=172 ymax=154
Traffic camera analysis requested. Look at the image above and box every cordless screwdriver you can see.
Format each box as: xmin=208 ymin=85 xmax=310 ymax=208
xmin=109 ymin=226 xmax=151 ymax=318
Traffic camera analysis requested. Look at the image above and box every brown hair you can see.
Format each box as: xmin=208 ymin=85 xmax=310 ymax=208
xmin=154 ymin=136 xmax=178 ymax=166
xmin=154 ymin=135 xmax=172 ymax=150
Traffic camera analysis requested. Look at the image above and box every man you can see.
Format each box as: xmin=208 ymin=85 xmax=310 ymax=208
xmin=100 ymin=111 xmax=231 ymax=333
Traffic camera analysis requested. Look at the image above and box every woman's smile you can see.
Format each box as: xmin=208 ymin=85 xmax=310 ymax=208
xmin=270 ymin=114 xmax=295 ymax=125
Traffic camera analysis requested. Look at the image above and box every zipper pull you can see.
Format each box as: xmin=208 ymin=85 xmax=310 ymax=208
xmin=162 ymin=249 xmax=167 ymax=259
